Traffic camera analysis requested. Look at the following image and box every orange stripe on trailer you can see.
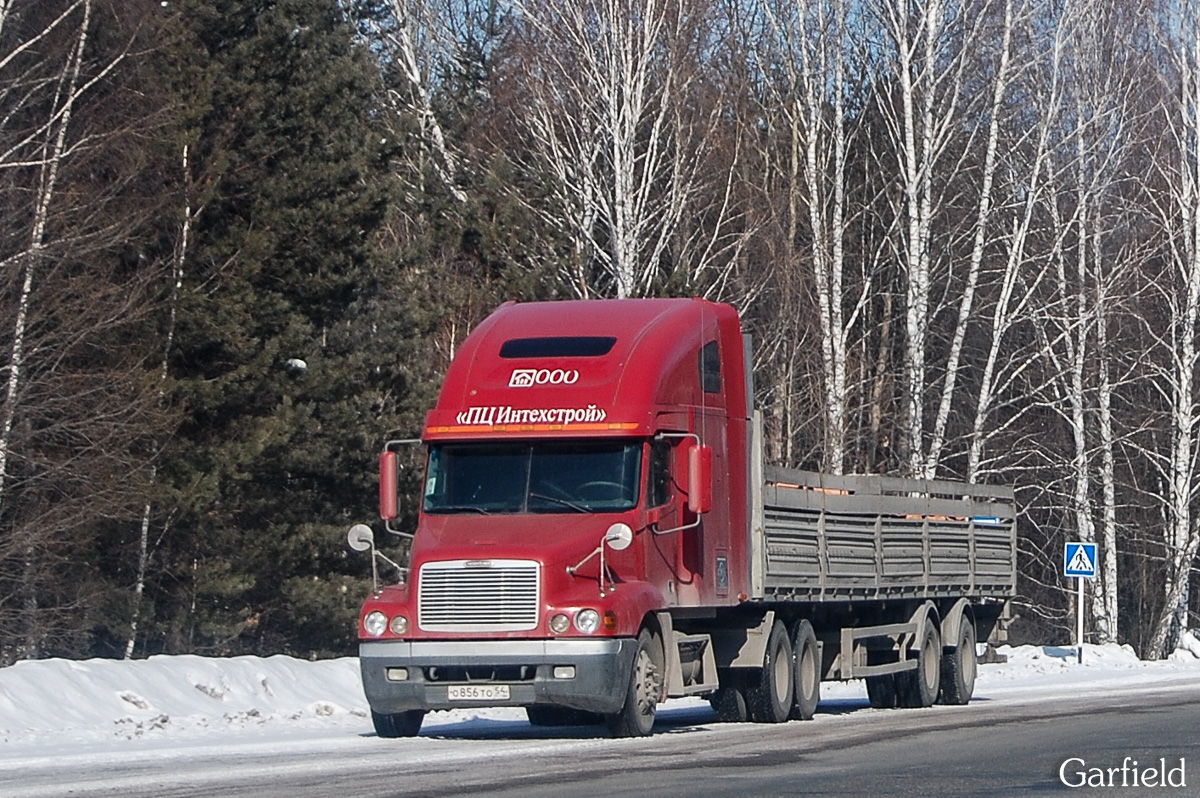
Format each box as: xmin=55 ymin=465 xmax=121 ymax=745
xmin=771 ymin=482 xmax=851 ymax=495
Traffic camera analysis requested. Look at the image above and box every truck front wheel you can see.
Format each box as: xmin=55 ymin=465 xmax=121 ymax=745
xmin=606 ymin=629 xmax=664 ymax=738
xmin=372 ymin=709 xmax=424 ymax=738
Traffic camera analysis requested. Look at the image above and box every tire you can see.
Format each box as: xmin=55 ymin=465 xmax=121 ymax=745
xmin=371 ymin=709 xmax=424 ymax=738
xmin=790 ymin=619 xmax=820 ymax=720
xmin=747 ymin=620 xmax=794 ymax=723
xmin=939 ymin=618 xmax=977 ymax=705
xmin=865 ymin=674 xmax=897 ymax=709
xmin=896 ymin=622 xmax=941 ymax=708
xmin=526 ymin=706 xmax=601 ymax=727
xmin=605 ymin=629 xmax=664 ymax=738
xmin=710 ymin=682 xmax=749 ymax=723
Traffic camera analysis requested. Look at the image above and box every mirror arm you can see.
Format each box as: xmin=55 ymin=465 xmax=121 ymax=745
xmin=374 ymin=549 xmax=404 ymax=580
xmin=567 ymin=524 xmax=631 ymax=597
xmin=383 ymin=520 xmax=414 ymax=539
xmin=567 ymin=545 xmax=602 ymax=577
xmin=652 ymin=432 xmax=707 ymax=533
xmin=652 ymin=515 xmax=701 ymax=537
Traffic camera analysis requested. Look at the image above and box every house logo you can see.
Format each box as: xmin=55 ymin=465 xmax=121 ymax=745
xmin=509 ymin=368 xmax=579 ymax=387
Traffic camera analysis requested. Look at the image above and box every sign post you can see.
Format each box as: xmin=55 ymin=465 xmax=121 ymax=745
xmin=1064 ymin=542 xmax=1098 ymax=664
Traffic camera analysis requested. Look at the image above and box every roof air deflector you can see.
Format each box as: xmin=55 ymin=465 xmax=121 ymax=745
xmin=499 ymin=336 xmax=617 ymax=358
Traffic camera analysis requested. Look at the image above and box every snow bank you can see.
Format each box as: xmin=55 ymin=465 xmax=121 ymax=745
xmin=1 ymin=641 xmax=1198 ymax=749
xmin=0 ymin=655 xmax=369 ymax=745
xmin=1173 ymin=629 xmax=1200 ymax=660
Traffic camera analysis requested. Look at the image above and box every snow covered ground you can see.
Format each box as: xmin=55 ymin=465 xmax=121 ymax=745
xmin=0 ymin=635 xmax=1198 ymax=765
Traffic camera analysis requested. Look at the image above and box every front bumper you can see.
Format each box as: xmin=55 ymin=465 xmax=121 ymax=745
xmin=359 ymin=638 xmax=637 ymax=715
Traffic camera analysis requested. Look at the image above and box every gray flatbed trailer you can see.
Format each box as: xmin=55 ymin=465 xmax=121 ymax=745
xmin=756 ymin=467 xmax=1016 ymax=602
xmin=666 ymin=431 xmax=1017 ymax=718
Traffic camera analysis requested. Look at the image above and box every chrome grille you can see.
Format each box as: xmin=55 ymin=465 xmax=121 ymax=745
xmin=418 ymin=559 xmax=540 ymax=632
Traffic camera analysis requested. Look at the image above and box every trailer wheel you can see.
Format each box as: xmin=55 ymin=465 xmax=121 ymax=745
xmin=747 ymin=620 xmax=794 ymax=723
xmin=606 ymin=628 xmax=663 ymax=738
xmin=865 ymin=674 xmax=897 ymax=708
xmin=939 ymin=618 xmax=977 ymax=705
xmin=371 ymin=709 xmax=424 ymax=738
xmin=790 ymin=620 xmax=820 ymax=720
xmin=897 ymin=623 xmax=941 ymax=708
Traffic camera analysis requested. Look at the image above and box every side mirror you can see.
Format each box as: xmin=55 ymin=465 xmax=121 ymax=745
xmin=347 ymin=523 xmax=375 ymax=553
xmin=688 ymin=444 xmax=712 ymax=515
xmin=604 ymin=522 xmax=634 ymax=551
xmin=380 ymin=451 xmax=398 ymax=520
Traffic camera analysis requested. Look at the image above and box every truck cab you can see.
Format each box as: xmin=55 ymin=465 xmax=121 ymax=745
xmin=358 ymin=299 xmax=749 ymax=737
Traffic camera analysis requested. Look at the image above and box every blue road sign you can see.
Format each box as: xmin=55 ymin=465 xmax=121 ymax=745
xmin=1064 ymin=542 xmax=1098 ymax=579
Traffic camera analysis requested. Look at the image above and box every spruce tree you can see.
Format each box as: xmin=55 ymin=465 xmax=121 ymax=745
xmin=139 ymin=0 xmax=404 ymax=656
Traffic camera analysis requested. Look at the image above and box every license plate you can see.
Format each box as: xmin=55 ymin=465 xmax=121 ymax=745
xmin=447 ymin=684 xmax=511 ymax=701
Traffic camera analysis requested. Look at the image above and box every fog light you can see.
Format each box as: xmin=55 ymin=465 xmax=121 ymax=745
xmin=386 ymin=667 xmax=409 ymax=682
xmin=389 ymin=615 xmax=409 ymax=635
xmin=550 ymin=613 xmax=570 ymax=634
xmin=364 ymin=611 xmax=387 ymax=637
xmin=553 ymin=666 xmax=576 ymax=680
xmin=574 ymin=609 xmax=601 ymax=634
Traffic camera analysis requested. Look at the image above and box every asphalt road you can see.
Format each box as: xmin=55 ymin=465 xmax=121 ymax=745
xmin=8 ymin=684 xmax=1199 ymax=798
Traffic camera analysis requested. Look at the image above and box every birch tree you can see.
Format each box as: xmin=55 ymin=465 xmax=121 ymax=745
xmin=1 ymin=1 xmax=98 ymax=659
xmin=359 ymin=0 xmax=500 ymax=206
xmin=865 ymin=0 xmax=1011 ymax=476
xmin=510 ymin=0 xmax=742 ymax=298
xmin=1142 ymin=0 xmax=1200 ymax=658
xmin=759 ymin=0 xmax=867 ymax=474
xmin=872 ymin=0 xmax=950 ymax=475
xmin=1027 ymin=0 xmax=1148 ymax=645
xmin=921 ymin=0 xmax=1018 ymax=479
xmin=0 ymin=0 xmax=169 ymax=661
xmin=0 ymin=0 xmax=96 ymax=519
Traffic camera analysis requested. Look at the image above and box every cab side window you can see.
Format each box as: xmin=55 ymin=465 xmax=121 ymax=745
xmin=699 ymin=340 xmax=721 ymax=394
xmin=647 ymin=439 xmax=672 ymax=508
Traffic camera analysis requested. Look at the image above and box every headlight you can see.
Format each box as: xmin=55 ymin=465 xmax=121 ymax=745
xmin=574 ymin=609 xmax=601 ymax=634
xmin=364 ymin=611 xmax=387 ymax=637
xmin=550 ymin=613 xmax=570 ymax=634
xmin=389 ymin=615 xmax=409 ymax=635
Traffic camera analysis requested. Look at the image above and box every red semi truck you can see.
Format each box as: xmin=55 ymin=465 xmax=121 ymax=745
xmin=350 ymin=298 xmax=1017 ymax=738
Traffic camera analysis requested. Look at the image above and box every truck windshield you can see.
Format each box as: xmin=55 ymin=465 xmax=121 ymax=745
xmin=423 ymin=441 xmax=641 ymax=514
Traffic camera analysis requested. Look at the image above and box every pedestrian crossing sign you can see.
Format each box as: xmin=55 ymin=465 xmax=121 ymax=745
xmin=1064 ymin=542 xmax=1098 ymax=579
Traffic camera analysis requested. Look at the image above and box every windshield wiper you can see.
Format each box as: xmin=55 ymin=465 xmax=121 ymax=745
xmin=428 ymin=505 xmax=493 ymax=515
xmin=528 ymin=492 xmax=594 ymax=514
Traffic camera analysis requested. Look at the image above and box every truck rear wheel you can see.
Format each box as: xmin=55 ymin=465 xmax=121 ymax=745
xmin=865 ymin=674 xmax=897 ymax=708
xmin=790 ymin=619 xmax=820 ymax=720
xmin=526 ymin=706 xmax=602 ymax=727
xmin=747 ymin=620 xmax=793 ymax=723
xmin=606 ymin=629 xmax=663 ymax=738
xmin=710 ymin=678 xmax=749 ymax=722
xmin=939 ymin=618 xmax=977 ymax=705
xmin=371 ymin=709 xmax=424 ymax=738
xmin=896 ymin=623 xmax=941 ymax=708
